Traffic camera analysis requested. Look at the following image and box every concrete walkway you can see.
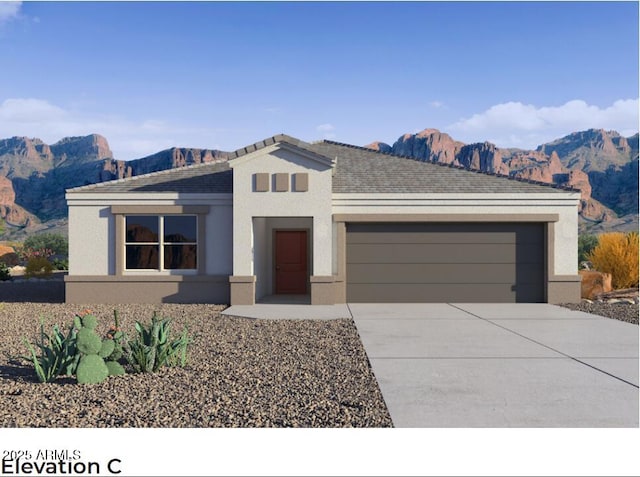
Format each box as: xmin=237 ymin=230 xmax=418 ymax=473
xmin=351 ymin=303 xmax=639 ymax=427
xmin=222 ymin=303 xmax=351 ymax=320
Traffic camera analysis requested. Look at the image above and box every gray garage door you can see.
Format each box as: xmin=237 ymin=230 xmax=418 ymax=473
xmin=346 ymin=223 xmax=545 ymax=303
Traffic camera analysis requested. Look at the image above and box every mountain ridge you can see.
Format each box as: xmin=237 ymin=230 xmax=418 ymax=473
xmin=0 ymin=128 xmax=637 ymax=239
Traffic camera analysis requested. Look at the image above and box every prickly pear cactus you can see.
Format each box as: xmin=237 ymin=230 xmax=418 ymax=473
xmin=99 ymin=339 xmax=115 ymax=358
xmin=76 ymin=328 xmax=102 ymax=355
xmin=76 ymin=354 xmax=109 ymax=384
xmin=74 ymin=313 xmax=116 ymax=384
xmin=105 ymin=360 xmax=125 ymax=376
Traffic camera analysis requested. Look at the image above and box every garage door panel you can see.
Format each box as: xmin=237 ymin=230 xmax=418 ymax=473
xmin=347 ymin=243 xmax=519 ymax=264
xmin=347 ymin=284 xmax=518 ymax=303
xmin=347 ymin=243 xmax=543 ymax=264
xmin=345 ymin=222 xmax=545 ymax=303
xmin=347 ymin=231 xmax=517 ymax=245
xmin=347 ymin=263 xmax=544 ymax=284
xmin=347 ymin=223 xmax=544 ymax=245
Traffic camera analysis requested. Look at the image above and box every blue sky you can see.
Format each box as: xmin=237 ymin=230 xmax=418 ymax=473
xmin=0 ymin=1 xmax=638 ymax=160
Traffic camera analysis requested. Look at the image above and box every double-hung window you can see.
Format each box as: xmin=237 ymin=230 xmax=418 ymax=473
xmin=125 ymin=215 xmax=197 ymax=271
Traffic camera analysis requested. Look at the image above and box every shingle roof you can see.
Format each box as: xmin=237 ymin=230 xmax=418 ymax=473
xmin=311 ymin=140 xmax=574 ymax=194
xmin=67 ymin=135 xmax=576 ymax=194
xmin=67 ymin=161 xmax=232 ymax=193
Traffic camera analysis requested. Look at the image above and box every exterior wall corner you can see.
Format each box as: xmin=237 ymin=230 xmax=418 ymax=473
xmin=229 ymin=275 xmax=256 ymax=305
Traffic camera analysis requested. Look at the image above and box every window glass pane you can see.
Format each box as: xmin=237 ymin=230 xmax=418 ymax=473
xmin=164 ymin=245 xmax=197 ymax=269
xmin=126 ymin=216 xmax=158 ymax=242
xmin=164 ymin=216 xmax=197 ymax=243
xmin=126 ymin=245 xmax=159 ymax=269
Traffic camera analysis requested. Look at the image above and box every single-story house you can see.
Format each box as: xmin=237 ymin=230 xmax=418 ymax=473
xmin=65 ymin=134 xmax=581 ymax=305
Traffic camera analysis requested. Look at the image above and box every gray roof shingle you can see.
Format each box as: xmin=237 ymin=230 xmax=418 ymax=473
xmin=311 ymin=141 xmax=573 ymax=194
xmin=68 ymin=135 xmax=576 ymax=194
xmin=67 ymin=161 xmax=232 ymax=193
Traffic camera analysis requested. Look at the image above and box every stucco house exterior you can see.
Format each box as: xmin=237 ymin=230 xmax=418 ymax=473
xmin=65 ymin=134 xmax=581 ymax=305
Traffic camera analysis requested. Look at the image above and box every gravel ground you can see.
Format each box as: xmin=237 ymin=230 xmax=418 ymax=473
xmin=558 ymin=301 xmax=639 ymax=325
xmin=0 ymin=303 xmax=392 ymax=428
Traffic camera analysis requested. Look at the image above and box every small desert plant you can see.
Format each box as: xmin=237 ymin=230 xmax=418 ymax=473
xmin=73 ymin=312 xmax=125 ymax=384
xmin=24 ymin=233 xmax=68 ymax=256
xmin=22 ymin=320 xmax=79 ymax=383
xmin=587 ymin=232 xmax=639 ymax=289
xmin=123 ymin=313 xmax=191 ymax=373
xmin=25 ymin=256 xmax=54 ymax=278
xmin=578 ymin=234 xmax=599 ymax=265
xmin=0 ymin=261 xmax=11 ymax=281
xmin=17 ymin=246 xmax=54 ymax=262
xmin=51 ymin=258 xmax=69 ymax=270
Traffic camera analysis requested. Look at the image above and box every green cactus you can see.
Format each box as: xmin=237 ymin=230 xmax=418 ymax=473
xmin=76 ymin=354 xmax=109 ymax=384
xmin=74 ymin=313 xmax=125 ymax=384
xmin=99 ymin=339 xmax=115 ymax=358
xmin=105 ymin=360 xmax=125 ymax=376
xmin=81 ymin=314 xmax=98 ymax=330
xmin=109 ymin=342 xmax=123 ymax=362
xmin=76 ymin=328 xmax=102 ymax=355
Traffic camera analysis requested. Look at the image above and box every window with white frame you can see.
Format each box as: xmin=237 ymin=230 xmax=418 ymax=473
xmin=125 ymin=215 xmax=197 ymax=270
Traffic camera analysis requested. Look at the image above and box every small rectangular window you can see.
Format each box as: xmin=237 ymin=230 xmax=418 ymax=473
xmin=124 ymin=215 xmax=197 ymax=271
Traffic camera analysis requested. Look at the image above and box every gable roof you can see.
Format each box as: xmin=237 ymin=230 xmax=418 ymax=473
xmin=67 ymin=134 xmax=576 ymax=194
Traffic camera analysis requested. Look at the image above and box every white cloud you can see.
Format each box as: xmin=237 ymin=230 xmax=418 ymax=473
xmin=0 ymin=98 xmax=67 ymax=122
xmin=316 ymin=123 xmax=336 ymax=139
xmin=0 ymin=1 xmax=21 ymax=24
xmin=429 ymin=101 xmax=445 ymax=109
xmin=447 ymin=99 xmax=639 ymax=149
xmin=0 ymin=97 xmax=213 ymax=160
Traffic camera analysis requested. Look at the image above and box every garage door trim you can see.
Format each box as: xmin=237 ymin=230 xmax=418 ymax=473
xmin=333 ymin=213 xmax=559 ymax=223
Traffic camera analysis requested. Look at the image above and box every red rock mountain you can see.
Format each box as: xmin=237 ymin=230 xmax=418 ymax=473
xmin=367 ymin=128 xmax=639 ymax=232
xmin=0 ymin=134 xmax=225 ymax=238
xmin=0 ymin=129 xmax=637 ymax=239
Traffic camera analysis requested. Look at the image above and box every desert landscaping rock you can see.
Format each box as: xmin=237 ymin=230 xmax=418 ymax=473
xmin=559 ymin=301 xmax=639 ymax=325
xmin=0 ymin=303 xmax=392 ymax=427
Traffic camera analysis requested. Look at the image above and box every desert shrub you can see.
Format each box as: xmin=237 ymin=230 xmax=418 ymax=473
xmin=123 ymin=313 xmax=191 ymax=373
xmin=587 ymin=232 xmax=639 ymax=289
xmin=52 ymin=258 xmax=69 ymax=270
xmin=17 ymin=246 xmax=54 ymax=264
xmin=578 ymin=234 xmax=599 ymax=265
xmin=0 ymin=262 xmax=11 ymax=281
xmin=25 ymin=256 xmax=54 ymax=278
xmin=24 ymin=233 xmax=68 ymax=256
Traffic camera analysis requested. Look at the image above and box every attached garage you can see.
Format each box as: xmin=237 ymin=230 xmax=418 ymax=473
xmin=346 ymin=222 xmax=545 ymax=303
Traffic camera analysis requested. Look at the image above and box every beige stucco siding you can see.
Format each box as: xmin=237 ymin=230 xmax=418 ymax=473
xmin=66 ymin=193 xmax=233 ymax=277
xmin=230 ymin=146 xmax=333 ymax=277
xmin=68 ymin=205 xmax=114 ymax=275
xmin=205 ymin=205 xmax=233 ymax=274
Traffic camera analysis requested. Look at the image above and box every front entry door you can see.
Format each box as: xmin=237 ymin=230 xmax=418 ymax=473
xmin=275 ymin=230 xmax=308 ymax=294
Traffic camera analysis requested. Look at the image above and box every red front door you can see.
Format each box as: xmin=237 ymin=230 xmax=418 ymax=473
xmin=275 ymin=230 xmax=308 ymax=294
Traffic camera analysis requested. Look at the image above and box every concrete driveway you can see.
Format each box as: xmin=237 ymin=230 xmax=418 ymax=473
xmin=350 ymin=303 xmax=639 ymax=427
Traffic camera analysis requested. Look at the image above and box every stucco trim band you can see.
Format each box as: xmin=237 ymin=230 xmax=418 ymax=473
xmin=65 ymin=275 xmax=228 ymax=283
xmin=65 ymin=275 xmax=229 ymax=304
xmin=111 ymin=205 xmax=210 ymax=214
xmin=333 ymin=213 xmax=560 ymax=223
